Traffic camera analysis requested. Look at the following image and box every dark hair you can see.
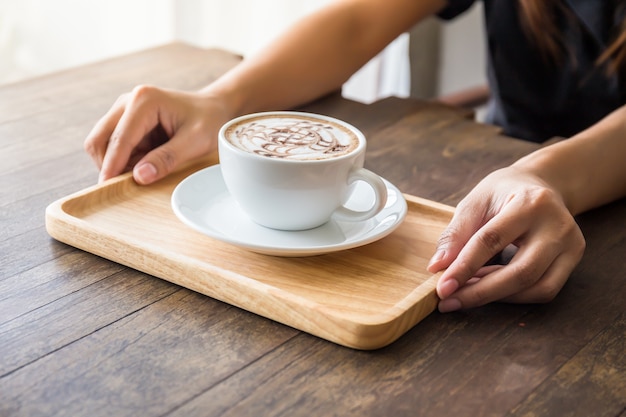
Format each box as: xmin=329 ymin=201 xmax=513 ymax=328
xmin=518 ymin=0 xmax=626 ymax=74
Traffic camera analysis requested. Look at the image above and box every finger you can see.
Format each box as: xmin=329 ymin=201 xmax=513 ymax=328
xmin=84 ymin=98 xmax=127 ymax=170
xmin=463 ymin=265 xmax=504 ymax=285
xmin=120 ymin=124 xmax=170 ymax=172
xmin=132 ymin=123 xmax=213 ymax=184
xmin=99 ymin=89 xmax=161 ymax=182
xmin=474 ymin=264 xmax=504 ymax=278
xmin=435 ymin=202 xmax=532 ymax=299
xmin=501 ymin=243 xmax=583 ymax=304
xmin=438 ymin=239 xmax=558 ymax=312
xmin=427 ymin=195 xmax=489 ymax=273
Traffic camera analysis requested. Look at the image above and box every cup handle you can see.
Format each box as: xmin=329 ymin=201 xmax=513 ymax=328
xmin=333 ymin=167 xmax=388 ymax=222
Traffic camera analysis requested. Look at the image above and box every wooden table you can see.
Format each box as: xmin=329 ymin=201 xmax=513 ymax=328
xmin=1 ymin=43 xmax=624 ymax=417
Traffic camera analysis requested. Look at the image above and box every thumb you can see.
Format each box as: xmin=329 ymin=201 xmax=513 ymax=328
xmin=132 ymin=142 xmax=179 ymax=184
xmin=427 ymin=214 xmax=478 ymax=301
xmin=427 ymin=222 xmax=468 ymax=274
xmin=427 ymin=198 xmax=487 ymax=274
xmin=132 ymin=124 xmax=214 ymax=185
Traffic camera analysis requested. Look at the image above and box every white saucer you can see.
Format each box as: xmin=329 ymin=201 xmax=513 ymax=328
xmin=171 ymin=165 xmax=407 ymax=256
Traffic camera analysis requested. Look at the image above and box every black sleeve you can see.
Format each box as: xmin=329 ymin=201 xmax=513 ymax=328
xmin=437 ymin=0 xmax=477 ymax=20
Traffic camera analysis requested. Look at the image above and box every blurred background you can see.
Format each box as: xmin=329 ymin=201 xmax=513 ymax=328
xmin=0 ymin=0 xmax=486 ymax=104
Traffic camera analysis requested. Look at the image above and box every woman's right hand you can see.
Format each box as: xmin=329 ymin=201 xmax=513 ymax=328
xmin=84 ymin=85 xmax=232 ymax=185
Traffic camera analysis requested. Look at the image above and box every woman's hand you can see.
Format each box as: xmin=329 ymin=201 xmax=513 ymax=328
xmin=427 ymin=166 xmax=586 ymax=312
xmin=84 ymin=85 xmax=231 ymax=184
xmin=83 ymin=0 xmax=452 ymax=185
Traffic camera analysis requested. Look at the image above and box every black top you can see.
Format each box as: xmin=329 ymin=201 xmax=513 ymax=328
xmin=438 ymin=0 xmax=625 ymax=142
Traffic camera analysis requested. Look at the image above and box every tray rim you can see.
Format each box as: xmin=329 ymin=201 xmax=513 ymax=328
xmin=45 ymin=166 xmax=455 ymax=350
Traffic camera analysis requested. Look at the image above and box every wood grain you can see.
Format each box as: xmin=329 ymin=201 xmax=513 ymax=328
xmin=45 ymin=156 xmax=455 ymax=349
xmin=3 ymin=43 xmax=625 ymax=417
xmin=509 ymin=313 xmax=626 ymax=417
xmin=0 ymin=289 xmax=298 ymax=417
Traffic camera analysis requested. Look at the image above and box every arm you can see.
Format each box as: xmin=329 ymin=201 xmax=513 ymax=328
xmin=205 ymin=0 xmax=447 ymax=115
xmin=85 ymin=0 xmax=447 ymax=184
xmin=428 ymin=104 xmax=626 ymax=312
xmin=517 ymin=105 xmax=626 ymax=215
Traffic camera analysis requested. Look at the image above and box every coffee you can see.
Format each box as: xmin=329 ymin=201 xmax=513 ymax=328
xmin=219 ymin=111 xmax=387 ymax=230
xmin=224 ymin=114 xmax=359 ymax=160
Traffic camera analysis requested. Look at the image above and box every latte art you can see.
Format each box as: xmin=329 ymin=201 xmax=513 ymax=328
xmin=218 ymin=112 xmax=387 ymax=230
xmin=225 ymin=115 xmax=359 ymax=160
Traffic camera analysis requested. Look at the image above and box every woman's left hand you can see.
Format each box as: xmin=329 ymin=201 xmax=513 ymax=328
xmin=427 ymin=166 xmax=586 ymax=312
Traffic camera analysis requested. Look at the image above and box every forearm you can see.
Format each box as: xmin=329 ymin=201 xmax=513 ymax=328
xmin=513 ymin=105 xmax=626 ymax=215
xmin=203 ymin=0 xmax=446 ymax=117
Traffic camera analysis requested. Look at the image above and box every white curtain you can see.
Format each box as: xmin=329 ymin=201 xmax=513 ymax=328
xmin=343 ymin=33 xmax=410 ymax=104
xmin=0 ymin=0 xmax=410 ymax=103
xmin=174 ymin=0 xmax=410 ymax=104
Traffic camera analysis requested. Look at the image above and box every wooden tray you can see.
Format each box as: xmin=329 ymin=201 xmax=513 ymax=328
xmin=45 ymin=157 xmax=454 ymax=350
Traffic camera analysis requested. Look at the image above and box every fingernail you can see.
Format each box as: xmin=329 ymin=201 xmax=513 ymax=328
xmin=439 ymin=298 xmax=462 ymax=313
xmin=428 ymin=249 xmax=445 ymax=269
xmin=135 ymin=163 xmax=157 ymax=184
xmin=437 ymin=279 xmax=459 ymax=299
xmin=98 ymin=169 xmax=111 ymax=183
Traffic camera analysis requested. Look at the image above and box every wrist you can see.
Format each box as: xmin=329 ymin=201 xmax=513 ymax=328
xmin=511 ymin=144 xmax=584 ymax=215
xmin=198 ymin=74 xmax=246 ymax=121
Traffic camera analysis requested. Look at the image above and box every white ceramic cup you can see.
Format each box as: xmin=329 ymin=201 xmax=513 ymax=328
xmin=218 ymin=111 xmax=388 ymax=231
